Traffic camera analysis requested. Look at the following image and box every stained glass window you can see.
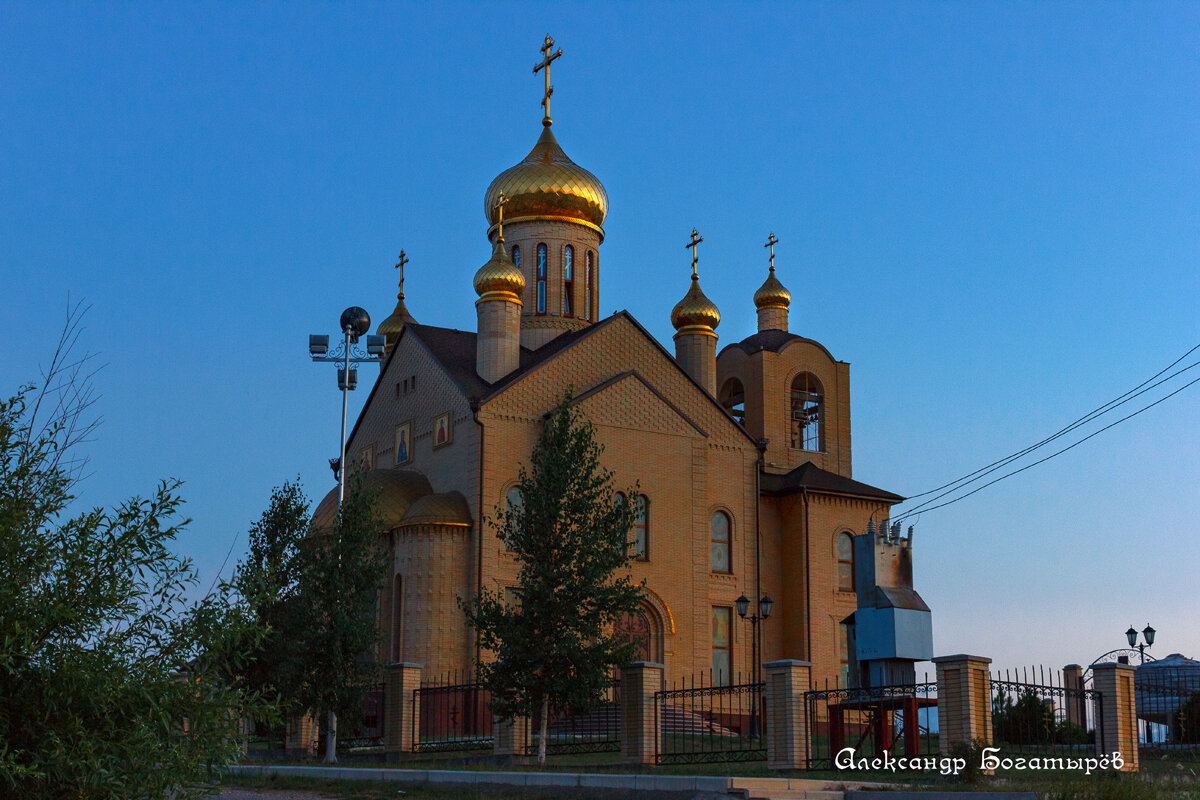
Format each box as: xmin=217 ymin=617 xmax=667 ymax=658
xmin=710 ymin=511 xmax=731 ymax=573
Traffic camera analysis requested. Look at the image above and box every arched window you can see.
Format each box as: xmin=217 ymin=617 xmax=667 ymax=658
xmin=563 ymin=245 xmax=574 ymax=317
xmin=392 ymin=574 xmax=404 ymax=661
xmin=501 ymin=486 xmax=523 ymax=550
xmin=634 ymin=494 xmax=649 ymax=560
xmin=511 ymin=244 xmax=520 ymax=268
xmin=710 ymin=511 xmax=731 ymax=573
xmin=790 ymin=372 xmax=824 ymax=451
xmin=836 ymin=532 xmax=855 ymax=592
xmin=585 ymin=250 xmax=595 ymax=320
xmin=536 ymin=243 xmax=547 ymax=314
xmin=506 ymin=486 xmax=524 ymax=516
xmin=719 ymin=377 xmax=745 ymax=423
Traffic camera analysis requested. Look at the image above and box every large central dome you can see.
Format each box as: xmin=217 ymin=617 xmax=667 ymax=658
xmin=484 ymin=126 xmax=608 ymax=231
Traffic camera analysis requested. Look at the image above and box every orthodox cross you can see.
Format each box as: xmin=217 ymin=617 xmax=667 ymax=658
xmin=764 ymin=232 xmax=779 ymax=271
xmin=494 ymin=191 xmax=509 ymax=242
xmin=395 ymin=250 xmax=409 ymax=297
xmin=533 ymin=35 xmax=563 ymax=126
xmin=685 ymin=228 xmax=704 ymax=277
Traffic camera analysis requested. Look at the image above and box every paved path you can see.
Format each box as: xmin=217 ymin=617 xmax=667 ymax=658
xmin=208 ymin=790 xmax=338 ymax=800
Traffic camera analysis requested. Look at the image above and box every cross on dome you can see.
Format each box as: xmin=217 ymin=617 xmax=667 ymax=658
xmin=395 ymin=250 xmax=409 ymax=297
xmin=764 ymin=232 xmax=779 ymax=271
xmin=685 ymin=228 xmax=704 ymax=278
xmin=493 ymin=191 xmax=509 ymax=242
xmin=533 ymin=35 xmax=563 ymax=127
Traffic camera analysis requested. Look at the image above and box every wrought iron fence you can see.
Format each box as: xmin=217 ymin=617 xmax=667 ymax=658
xmin=339 ymin=682 xmax=386 ymax=752
xmin=526 ymin=680 xmax=622 ymax=755
xmin=1137 ymin=668 xmax=1200 ymax=761
xmin=654 ymin=672 xmax=766 ymax=764
xmin=412 ymin=671 xmax=494 ymax=753
xmin=244 ymin=721 xmax=286 ymax=757
xmin=991 ymin=667 xmax=1099 ymax=758
xmin=804 ymin=679 xmax=938 ymax=770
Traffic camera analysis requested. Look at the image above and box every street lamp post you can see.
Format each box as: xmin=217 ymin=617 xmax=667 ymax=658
xmin=1125 ymin=623 xmax=1156 ymax=664
xmin=735 ymin=592 xmax=774 ymax=739
xmin=306 ymin=306 xmax=385 ymax=763
xmin=309 ymin=306 xmax=386 ymax=512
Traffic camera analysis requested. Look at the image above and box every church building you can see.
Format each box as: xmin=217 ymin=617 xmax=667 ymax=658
xmin=312 ymin=38 xmax=904 ymax=690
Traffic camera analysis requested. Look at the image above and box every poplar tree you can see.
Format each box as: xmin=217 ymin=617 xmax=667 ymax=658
xmin=461 ymin=395 xmax=645 ymax=767
xmin=289 ymin=473 xmax=387 ymax=763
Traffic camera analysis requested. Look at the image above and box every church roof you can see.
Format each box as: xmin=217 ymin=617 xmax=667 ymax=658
xmin=721 ymin=329 xmax=838 ymax=363
xmin=403 ymin=319 xmax=592 ymax=402
xmin=354 ymin=311 xmax=759 ymax=449
xmin=760 ymin=461 xmax=903 ymax=503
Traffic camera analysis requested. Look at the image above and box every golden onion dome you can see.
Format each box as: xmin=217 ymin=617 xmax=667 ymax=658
xmin=753 ymin=268 xmax=791 ymax=310
xmin=484 ymin=126 xmax=608 ymax=232
xmin=473 ymin=240 xmax=526 ymax=297
xmin=671 ymin=275 xmax=721 ymax=332
xmin=377 ymin=293 xmax=416 ymax=346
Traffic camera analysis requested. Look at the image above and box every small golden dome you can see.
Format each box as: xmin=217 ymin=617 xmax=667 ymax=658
xmin=310 ymin=468 xmax=434 ymax=532
xmin=377 ymin=293 xmax=416 ymax=346
xmin=753 ymin=268 xmax=791 ymax=310
xmin=484 ymin=126 xmax=608 ymax=231
xmin=473 ymin=240 xmax=526 ymax=297
xmin=671 ymin=276 xmax=721 ymax=332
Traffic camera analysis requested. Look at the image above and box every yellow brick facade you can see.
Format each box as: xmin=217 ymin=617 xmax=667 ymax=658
xmin=331 ymin=120 xmax=903 ymax=691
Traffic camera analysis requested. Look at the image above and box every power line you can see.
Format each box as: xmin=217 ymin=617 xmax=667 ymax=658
xmin=897 ymin=343 xmax=1200 ymax=510
xmin=895 ymin=371 xmax=1200 ymax=521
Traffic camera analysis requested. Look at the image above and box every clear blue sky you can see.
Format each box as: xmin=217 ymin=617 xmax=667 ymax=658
xmin=2 ymin=2 xmax=1197 ymax=673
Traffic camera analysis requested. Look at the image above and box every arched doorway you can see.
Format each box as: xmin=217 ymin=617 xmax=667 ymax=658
xmin=614 ymin=606 xmax=661 ymax=665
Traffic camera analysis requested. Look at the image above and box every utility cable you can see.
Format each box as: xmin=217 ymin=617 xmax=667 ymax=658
xmin=894 ymin=371 xmax=1200 ymax=521
xmin=902 ymin=343 xmax=1200 ymax=504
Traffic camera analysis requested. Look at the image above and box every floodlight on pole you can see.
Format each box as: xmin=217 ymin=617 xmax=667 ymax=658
xmin=309 ymin=306 xmax=386 ymax=514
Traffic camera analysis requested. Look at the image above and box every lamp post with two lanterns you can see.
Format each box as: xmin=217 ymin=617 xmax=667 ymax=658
xmin=1126 ymin=623 xmax=1156 ymax=664
xmin=735 ymin=592 xmax=773 ymax=739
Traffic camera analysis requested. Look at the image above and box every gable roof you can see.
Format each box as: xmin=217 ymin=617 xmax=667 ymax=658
xmin=760 ymin=460 xmax=903 ymax=503
xmin=719 ymin=329 xmax=839 ymax=363
xmin=403 ymin=319 xmax=595 ymax=402
xmin=382 ymin=312 xmax=758 ymax=447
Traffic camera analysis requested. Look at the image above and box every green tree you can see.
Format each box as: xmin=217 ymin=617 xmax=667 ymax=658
xmin=289 ymin=473 xmax=388 ymax=763
xmin=230 ymin=480 xmax=310 ymax=736
xmin=460 ymin=394 xmax=645 ymax=767
xmin=0 ymin=310 xmax=268 ymax=798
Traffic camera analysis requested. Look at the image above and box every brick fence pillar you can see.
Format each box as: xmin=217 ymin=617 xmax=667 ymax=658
xmin=763 ymin=659 xmax=811 ymax=771
xmin=385 ymin=662 xmax=422 ymax=760
xmin=494 ymin=715 xmax=530 ymax=759
xmin=620 ymin=661 xmax=664 ymax=766
xmin=1093 ymin=663 xmax=1138 ymax=772
xmin=285 ymin=712 xmax=317 ymax=758
xmin=933 ymin=654 xmax=993 ymax=756
xmin=1063 ymin=663 xmax=1085 ymax=728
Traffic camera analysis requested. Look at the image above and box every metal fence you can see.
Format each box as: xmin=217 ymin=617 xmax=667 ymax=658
xmin=654 ymin=672 xmax=766 ymax=764
xmin=804 ymin=680 xmax=938 ymax=770
xmin=412 ymin=672 xmax=494 ymax=753
xmin=526 ymin=680 xmax=622 ymax=756
xmin=1137 ymin=668 xmax=1200 ymax=761
xmin=339 ymin=682 xmax=386 ymax=752
xmin=991 ymin=668 xmax=1099 ymax=758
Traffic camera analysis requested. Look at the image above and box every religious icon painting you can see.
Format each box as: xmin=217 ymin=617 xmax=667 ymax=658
xmin=358 ymin=444 xmax=375 ymax=471
xmin=394 ymin=420 xmax=412 ymax=466
xmin=433 ymin=412 xmax=451 ymax=447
